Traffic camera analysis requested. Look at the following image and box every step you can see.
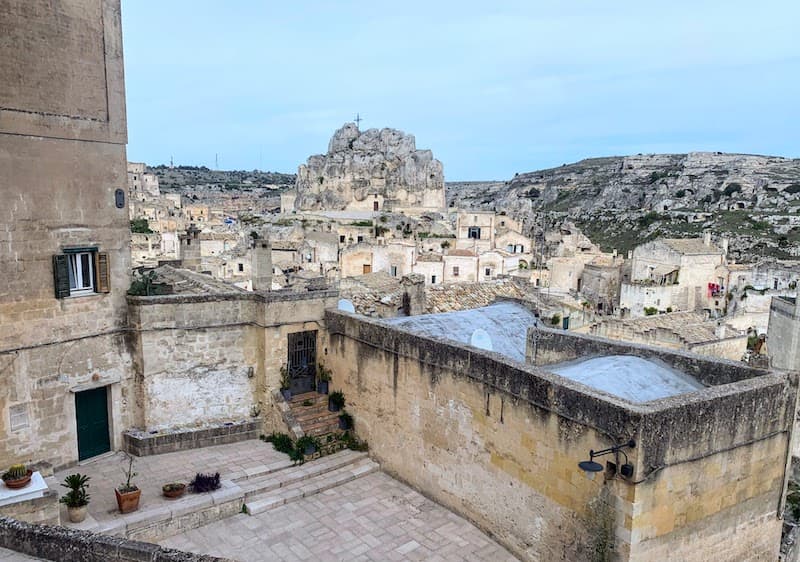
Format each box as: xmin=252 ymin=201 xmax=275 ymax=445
xmin=290 ymin=392 xmax=324 ymax=406
xmin=303 ymin=420 xmax=343 ymax=438
xmin=240 ymin=449 xmax=369 ymax=498
xmin=244 ymin=457 xmax=379 ymax=515
xmin=292 ymin=409 xmax=339 ymax=426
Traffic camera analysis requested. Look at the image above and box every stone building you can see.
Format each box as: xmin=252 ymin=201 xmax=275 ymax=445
xmin=326 ymin=304 xmax=797 ymax=560
xmin=0 ymin=0 xmax=134 ymax=468
xmin=620 ymin=234 xmax=727 ymax=316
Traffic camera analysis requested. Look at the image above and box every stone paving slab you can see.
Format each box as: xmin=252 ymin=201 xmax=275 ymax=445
xmin=52 ymin=440 xmax=289 ymax=529
xmin=160 ymin=471 xmax=516 ymax=561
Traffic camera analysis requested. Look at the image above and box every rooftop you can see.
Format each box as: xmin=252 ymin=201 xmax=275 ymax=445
xmin=548 ymin=354 xmax=704 ymax=403
xmin=661 ymin=238 xmax=723 ymax=255
xmin=150 ymin=265 xmax=248 ymax=295
xmin=425 ymin=279 xmax=527 ymax=313
xmin=383 ymin=301 xmax=538 ymax=362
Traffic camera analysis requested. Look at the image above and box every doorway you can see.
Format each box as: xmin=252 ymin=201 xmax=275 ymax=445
xmin=288 ymin=330 xmax=317 ymax=395
xmin=75 ymin=386 xmax=111 ymax=461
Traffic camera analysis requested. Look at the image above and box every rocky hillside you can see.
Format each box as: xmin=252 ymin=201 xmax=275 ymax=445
xmin=453 ymin=152 xmax=800 ymax=260
xmin=148 ymin=165 xmax=295 ymax=191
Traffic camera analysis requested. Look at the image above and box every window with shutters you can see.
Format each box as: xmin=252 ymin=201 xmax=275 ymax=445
xmin=53 ymin=249 xmax=110 ymax=298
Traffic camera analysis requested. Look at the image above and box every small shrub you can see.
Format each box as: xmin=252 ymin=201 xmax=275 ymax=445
xmin=644 ymin=307 xmax=658 ymax=316
xmin=674 ymin=189 xmax=686 ymax=198
xmin=263 ymin=432 xmax=294 ymax=455
xmin=130 ymin=218 xmax=153 ymax=234
xmin=340 ymin=431 xmax=369 ymax=452
xmin=550 ymin=314 xmax=561 ymax=326
xmin=59 ymin=473 xmax=90 ymax=508
xmin=329 ymin=391 xmax=345 ymax=410
xmin=189 ymin=472 xmax=220 ymax=493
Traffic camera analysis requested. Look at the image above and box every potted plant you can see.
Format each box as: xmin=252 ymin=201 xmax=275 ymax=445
xmin=316 ymin=363 xmax=331 ymax=395
xmin=115 ymin=452 xmax=140 ymax=514
xmin=328 ymin=391 xmax=345 ymax=413
xmin=2 ymin=464 xmax=32 ymax=489
xmin=296 ymin=435 xmax=318 ymax=456
xmin=280 ymin=364 xmax=292 ymax=401
xmin=162 ymin=482 xmax=186 ymax=499
xmin=59 ymin=473 xmax=90 ymax=523
xmin=338 ymin=411 xmax=353 ymax=431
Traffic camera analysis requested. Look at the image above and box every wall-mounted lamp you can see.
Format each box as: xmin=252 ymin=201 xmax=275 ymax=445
xmin=578 ymin=439 xmax=636 ymax=480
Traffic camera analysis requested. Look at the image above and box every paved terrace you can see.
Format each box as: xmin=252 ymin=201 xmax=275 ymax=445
xmin=48 ymin=441 xmax=513 ymax=561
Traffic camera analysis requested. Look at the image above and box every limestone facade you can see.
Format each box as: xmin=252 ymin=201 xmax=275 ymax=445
xmin=0 ymin=0 xmax=134 ymax=469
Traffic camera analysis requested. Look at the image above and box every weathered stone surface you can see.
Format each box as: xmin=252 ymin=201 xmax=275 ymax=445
xmin=294 ymin=123 xmax=446 ymax=213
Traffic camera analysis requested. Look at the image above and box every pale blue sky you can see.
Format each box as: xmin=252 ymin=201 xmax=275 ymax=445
xmin=122 ymin=1 xmax=800 ymax=180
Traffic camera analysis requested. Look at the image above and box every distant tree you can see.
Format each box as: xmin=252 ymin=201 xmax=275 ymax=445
xmin=130 ymin=218 xmax=153 ymax=234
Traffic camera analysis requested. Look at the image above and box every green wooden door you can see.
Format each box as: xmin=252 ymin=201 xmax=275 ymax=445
xmin=75 ymin=387 xmax=110 ymax=461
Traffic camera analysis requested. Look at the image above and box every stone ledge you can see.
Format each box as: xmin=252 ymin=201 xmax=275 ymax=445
xmin=0 ymin=516 xmax=233 ymax=561
xmin=123 ymin=420 xmax=261 ymax=457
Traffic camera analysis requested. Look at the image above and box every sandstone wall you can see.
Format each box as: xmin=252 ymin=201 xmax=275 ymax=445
xmin=325 ymin=311 xmax=795 ymax=561
xmin=0 ymin=0 xmax=132 ymax=469
xmin=128 ymin=291 xmax=338 ymax=433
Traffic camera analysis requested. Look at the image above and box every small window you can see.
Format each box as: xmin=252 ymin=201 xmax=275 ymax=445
xmin=238 ymin=263 xmax=244 ymax=272
xmin=357 ymin=235 xmax=364 ymax=243
xmin=453 ymin=266 xmax=459 ymax=276
xmin=468 ymin=227 xmax=481 ymax=239
xmin=500 ymin=221 xmax=505 ymax=226
xmin=431 ymin=275 xmax=437 ymax=284
xmin=339 ymin=235 xmax=345 ymax=243
xmin=485 ymin=268 xmax=491 ymax=276
xmin=53 ymin=249 xmax=110 ymax=298
xmin=391 ymin=266 xmax=398 ymax=277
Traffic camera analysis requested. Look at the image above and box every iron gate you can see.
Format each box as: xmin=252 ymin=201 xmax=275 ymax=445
xmin=287 ymin=330 xmax=317 ymax=394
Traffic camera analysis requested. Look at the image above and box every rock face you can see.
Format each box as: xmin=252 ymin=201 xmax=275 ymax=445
xmin=454 ymin=152 xmax=800 ymax=259
xmin=294 ymin=123 xmax=445 ymax=213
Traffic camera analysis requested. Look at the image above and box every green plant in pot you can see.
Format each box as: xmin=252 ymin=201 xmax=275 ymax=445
xmin=60 ymin=473 xmax=90 ymax=523
xmin=296 ymin=435 xmax=319 ymax=456
xmin=2 ymin=463 xmax=32 ymax=489
xmin=328 ymin=391 xmax=345 ymax=413
xmin=316 ymin=363 xmax=331 ymax=395
xmin=338 ymin=411 xmax=353 ymax=431
xmin=279 ymin=364 xmax=292 ymax=401
xmin=115 ymin=452 xmax=140 ymax=514
xmin=162 ymin=482 xmax=186 ymax=499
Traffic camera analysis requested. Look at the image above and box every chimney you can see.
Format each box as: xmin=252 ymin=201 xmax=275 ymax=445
xmin=252 ymin=238 xmax=272 ymax=292
xmin=703 ymin=231 xmax=712 ymax=246
xmin=715 ymin=322 xmax=726 ymax=339
xmin=721 ymin=236 xmax=729 ymax=256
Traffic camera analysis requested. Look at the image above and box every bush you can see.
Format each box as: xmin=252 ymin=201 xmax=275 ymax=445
xmin=130 ymin=218 xmax=153 ymax=234
xmin=262 ymin=432 xmax=294 ymax=455
xmin=674 ymin=189 xmax=686 ymax=198
xmin=723 ymin=183 xmax=742 ymax=196
xmin=550 ymin=314 xmax=561 ymax=326
xmin=189 ymin=472 xmax=220 ymax=493
xmin=644 ymin=307 xmax=658 ymax=316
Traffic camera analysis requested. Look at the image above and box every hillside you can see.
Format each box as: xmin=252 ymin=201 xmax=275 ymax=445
xmin=148 ymin=165 xmax=295 ymax=191
xmin=452 ymin=152 xmax=800 ymax=261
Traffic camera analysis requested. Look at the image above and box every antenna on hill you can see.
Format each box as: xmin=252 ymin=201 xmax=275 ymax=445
xmin=354 ymin=113 xmax=363 ymax=129
xmin=170 ymin=155 xmax=174 ymax=168
xmin=215 ymin=153 xmax=219 ymax=170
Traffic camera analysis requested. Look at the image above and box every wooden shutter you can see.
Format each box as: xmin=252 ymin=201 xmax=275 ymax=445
xmin=53 ymin=255 xmax=71 ymax=298
xmin=95 ymin=252 xmax=110 ymax=293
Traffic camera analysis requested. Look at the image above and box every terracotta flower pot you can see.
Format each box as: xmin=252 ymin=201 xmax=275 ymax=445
xmin=162 ymin=483 xmax=186 ymax=499
xmin=67 ymin=505 xmax=87 ymax=523
xmin=115 ymin=487 xmax=141 ymax=513
xmin=3 ymin=470 xmax=32 ymax=490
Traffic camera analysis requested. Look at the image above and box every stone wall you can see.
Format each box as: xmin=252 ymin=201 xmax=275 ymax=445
xmin=0 ymin=0 xmax=133 ymax=469
xmin=325 ymin=310 xmax=796 ymax=561
xmin=127 ymin=290 xmax=338 ymax=434
xmin=0 ymin=516 xmax=231 ymax=562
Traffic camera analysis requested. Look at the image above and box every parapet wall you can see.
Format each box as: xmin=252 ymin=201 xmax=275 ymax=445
xmin=0 ymin=516 xmax=231 ymax=562
xmin=326 ymin=310 xmax=797 ymax=561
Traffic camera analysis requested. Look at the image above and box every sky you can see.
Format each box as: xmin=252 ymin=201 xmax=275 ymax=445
xmin=122 ymin=1 xmax=800 ymax=181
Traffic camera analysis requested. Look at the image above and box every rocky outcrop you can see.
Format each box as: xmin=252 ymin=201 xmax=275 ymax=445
xmin=294 ymin=123 xmax=445 ymax=213
xmin=453 ymin=152 xmax=800 ymax=259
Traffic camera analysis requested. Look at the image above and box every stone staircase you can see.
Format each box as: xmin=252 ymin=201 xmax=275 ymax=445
xmin=289 ymin=392 xmax=342 ymax=439
xmin=238 ymin=450 xmax=378 ymax=515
